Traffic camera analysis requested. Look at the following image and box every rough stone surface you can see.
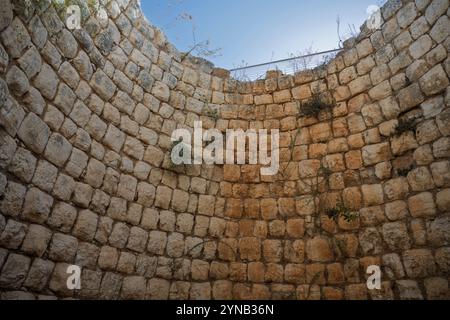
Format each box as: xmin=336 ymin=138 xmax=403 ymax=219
xmin=0 ymin=0 xmax=448 ymax=301
xmin=17 ymin=113 xmax=50 ymax=154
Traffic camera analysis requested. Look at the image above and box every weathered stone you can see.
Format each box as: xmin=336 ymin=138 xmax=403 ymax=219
xmin=361 ymin=184 xmax=384 ymax=206
xmin=47 ymin=202 xmax=77 ymax=233
xmin=306 ymin=236 xmax=333 ymax=262
xmin=73 ymin=210 xmax=98 ymax=242
xmin=147 ymin=278 xmax=171 ymax=300
xmin=359 ymin=228 xmax=383 ymax=255
xmin=437 ymin=189 xmax=450 ymax=212
xmin=407 ymin=167 xmax=435 ymax=191
xmin=22 ymin=88 xmax=44 ymax=118
xmin=54 ymin=84 xmax=77 ymax=117
xmin=362 ymin=143 xmax=391 ymax=165
xmin=90 ymin=70 xmax=117 ymax=101
xmin=84 ymin=158 xmax=106 ymax=188
xmin=117 ymin=252 xmax=136 ymax=274
xmin=382 ymin=222 xmax=411 ymax=251
xmin=113 ymin=91 xmax=135 ymax=115
xmin=427 ymin=216 xmax=450 ymax=246
xmin=56 ymin=29 xmax=78 ymax=58
xmin=99 ymin=272 xmax=122 ymax=299
xmin=382 ymin=253 xmax=405 ymax=279
xmin=136 ymin=182 xmax=155 ymax=207
xmin=22 ymin=187 xmax=53 ymax=224
xmin=384 ymin=177 xmax=409 ymax=201
xmin=69 ymin=101 xmax=91 ymax=128
xmin=98 ymin=246 xmax=119 ymax=271
xmin=127 ymin=227 xmax=148 ymax=253
xmin=0 ymin=0 xmax=450 ymax=301
xmin=403 ymin=249 xmax=436 ymax=278
xmin=385 ymin=200 xmax=409 ymax=221
xmin=0 ymin=173 xmax=6 ymax=198
xmin=0 ymin=253 xmax=30 ymax=289
xmin=155 ymin=186 xmax=172 ymax=210
xmin=53 ymin=173 xmax=75 ymax=202
xmin=78 ymin=269 xmax=102 ymax=299
xmin=46 ymin=263 xmax=72 ymax=298
xmin=8 ymin=147 xmax=36 ymax=183
xmin=0 ymin=181 xmax=25 ymax=218
xmin=48 ymin=233 xmax=78 ymax=262
xmin=93 ymin=215 xmax=113 ymax=245
xmin=75 ymin=242 xmax=100 ymax=270
xmin=6 ymin=65 xmax=29 ymax=97
xmin=72 ymin=182 xmax=93 ymax=208
xmin=396 ymin=280 xmax=423 ymax=300
xmin=73 ymin=127 xmax=91 ymax=151
xmin=32 ymin=160 xmax=57 ymax=193
xmin=117 ymin=174 xmax=137 ymax=202
xmin=121 ymin=276 xmax=147 ymax=300
xmin=17 ymin=113 xmax=50 ymax=154
xmin=109 ymin=222 xmax=130 ymax=249
xmin=0 ymin=219 xmax=27 ymax=249
xmin=33 ymin=64 xmax=59 ymax=100
xmin=18 ymin=46 xmax=42 ymax=79
xmin=198 ymin=195 xmax=215 ymax=216
xmin=430 ymin=15 xmax=450 ymax=43
xmin=409 ymin=35 xmax=432 ymax=59
xmin=1 ymin=17 xmax=30 ymax=58
xmin=0 ymin=0 xmax=13 ymax=32
xmin=408 ymin=192 xmax=436 ymax=218
xmin=419 ymin=65 xmax=450 ymax=96
xmin=397 ymin=83 xmax=424 ymax=112
xmin=424 ymin=277 xmax=449 ymax=300
xmin=147 ymin=231 xmax=167 ymax=255
xmin=433 ymin=137 xmax=450 ymax=158
xmin=238 ymin=237 xmax=261 ymax=261
xmin=21 ymin=224 xmax=52 ymax=257
xmin=104 ymin=125 xmax=126 ymax=153
xmin=391 ymin=132 xmax=419 ymax=155
xmin=24 ymin=258 xmax=54 ymax=292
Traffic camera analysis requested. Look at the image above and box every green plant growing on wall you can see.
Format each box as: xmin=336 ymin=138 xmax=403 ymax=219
xmin=204 ymin=105 xmax=219 ymax=120
xmin=325 ymin=202 xmax=358 ymax=223
xmin=283 ymin=162 xmax=333 ymax=224
xmin=300 ymin=92 xmax=335 ymax=118
xmin=394 ymin=117 xmax=417 ymax=137
xmin=325 ymin=210 xmax=358 ymax=260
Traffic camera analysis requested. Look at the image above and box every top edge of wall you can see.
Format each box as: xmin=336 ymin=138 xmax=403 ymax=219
xmin=28 ymin=0 xmax=403 ymax=82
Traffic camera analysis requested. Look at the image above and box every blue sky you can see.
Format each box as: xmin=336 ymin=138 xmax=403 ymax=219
xmin=141 ymin=0 xmax=378 ymax=69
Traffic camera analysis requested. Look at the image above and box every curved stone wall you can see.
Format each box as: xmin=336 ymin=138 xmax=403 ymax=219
xmin=0 ymin=0 xmax=449 ymax=300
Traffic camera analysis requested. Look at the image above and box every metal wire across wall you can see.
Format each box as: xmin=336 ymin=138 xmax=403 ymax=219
xmin=229 ymin=48 xmax=343 ymax=81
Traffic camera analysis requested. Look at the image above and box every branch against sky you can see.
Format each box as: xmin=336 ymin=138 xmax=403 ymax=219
xmin=143 ymin=0 xmax=388 ymax=68
xmin=158 ymin=0 xmax=222 ymax=61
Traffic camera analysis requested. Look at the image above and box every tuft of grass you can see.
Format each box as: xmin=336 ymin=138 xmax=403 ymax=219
xmin=300 ymin=92 xmax=335 ymax=118
xmin=204 ymin=106 xmax=219 ymax=120
xmin=319 ymin=165 xmax=333 ymax=178
xmin=394 ymin=118 xmax=417 ymax=137
xmin=325 ymin=203 xmax=358 ymax=223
